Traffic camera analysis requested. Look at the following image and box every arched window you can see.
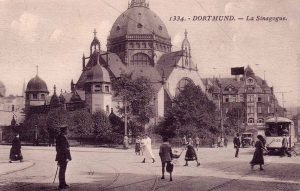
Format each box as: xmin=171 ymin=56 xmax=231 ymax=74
xmin=248 ymin=118 xmax=254 ymax=124
xmin=131 ymin=53 xmax=152 ymax=66
xmin=175 ymin=78 xmax=194 ymax=96
xmin=257 ymin=118 xmax=264 ymax=124
xmin=106 ymin=105 xmax=109 ymax=113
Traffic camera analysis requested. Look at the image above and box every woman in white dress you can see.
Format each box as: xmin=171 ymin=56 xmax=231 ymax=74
xmin=141 ymin=134 xmax=155 ymax=163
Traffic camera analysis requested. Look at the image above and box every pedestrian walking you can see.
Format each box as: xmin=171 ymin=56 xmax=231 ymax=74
xmin=250 ymin=135 xmax=267 ymax=170
xmin=281 ymin=133 xmax=291 ymax=157
xmin=9 ymin=134 xmax=23 ymax=163
xmin=55 ymin=125 xmax=72 ymax=190
xmin=184 ymin=142 xmax=200 ymax=167
xmin=159 ymin=137 xmax=173 ymax=181
xmin=233 ymin=133 xmax=241 ymax=158
xmin=224 ymin=136 xmax=228 ymax=148
xmin=195 ymin=136 xmax=200 ymax=151
xmin=141 ymin=134 xmax=155 ymax=163
xmin=135 ymin=136 xmax=141 ymax=155
xmin=188 ymin=137 xmax=194 ymax=146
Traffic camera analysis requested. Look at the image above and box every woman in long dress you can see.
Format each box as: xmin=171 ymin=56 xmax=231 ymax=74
xmin=141 ymin=135 xmax=155 ymax=163
xmin=184 ymin=142 xmax=200 ymax=167
xmin=250 ymin=135 xmax=266 ymax=170
xmin=9 ymin=134 xmax=23 ymax=163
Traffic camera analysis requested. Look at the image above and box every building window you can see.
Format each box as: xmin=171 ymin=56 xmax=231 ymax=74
xmin=258 ymin=97 xmax=262 ymax=102
xmin=257 ymin=118 xmax=264 ymax=124
xmin=136 ymin=43 xmax=140 ymax=48
xmin=248 ymin=118 xmax=254 ymax=124
xmin=129 ymin=43 xmax=134 ymax=49
xmin=239 ymin=94 xmax=244 ymax=102
xmin=105 ymin=85 xmax=110 ymax=93
xmin=247 ymin=95 xmax=254 ymax=102
xmin=230 ymin=95 xmax=236 ymax=102
xmin=142 ymin=43 xmax=147 ymax=48
xmin=224 ymin=95 xmax=229 ymax=103
xmin=106 ymin=105 xmax=109 ymax=113
xmin=257 ymin=106 xmax=262 ymax=114
xmin=247 ymin=105 xmax=255 ymax=114
xmin=41 ymin=94 xmax=45 ymax=100
xmin=33 ymin=93 xmax=38 ymax=99
xmin=131 ymin=53 xmax=152 ymax=66
xmin=95 ymin=85 xmax=101 ymax=92
xmin=175 ymin=78 xmax=194 ymax=96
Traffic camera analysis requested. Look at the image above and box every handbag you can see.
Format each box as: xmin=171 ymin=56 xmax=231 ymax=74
xmin=166 ymin=162 xmax=174 ymax=173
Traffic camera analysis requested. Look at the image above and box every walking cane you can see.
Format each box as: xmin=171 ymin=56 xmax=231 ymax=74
xmin=53 ymin=165 xmax=59 ymax=184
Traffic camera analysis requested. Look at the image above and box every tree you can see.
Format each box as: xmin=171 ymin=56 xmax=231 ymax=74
xmin=156 ymin=83 xmax=218 ymax=139
xmin=22 ymin=113 xmax=48 ymax=143
xmin=68 ymin=109 xmax=94 ymax=144
xmin=224 ymin=106 xmax=246 ymax=135
xmin=112 ymin=74 xmax=155 ymax=133
xmin=92 ymin=110 xmax=115 ymax=143
xmin=46 ymin=107 xmax=70 ymax=136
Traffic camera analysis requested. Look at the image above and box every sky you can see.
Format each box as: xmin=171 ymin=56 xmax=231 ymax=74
xmin=0 ymin=0 xmax=299 ymax=109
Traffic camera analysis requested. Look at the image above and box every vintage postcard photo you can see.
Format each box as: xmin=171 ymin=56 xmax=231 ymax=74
xmin=0 ymin=0 xmax=299 ymax=190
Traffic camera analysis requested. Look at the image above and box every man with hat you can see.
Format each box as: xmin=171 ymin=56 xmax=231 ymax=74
xmin=55 ymin=125 xmax=72 ymax=189
xmin=281 ymin=130 xmax=291 ymax=157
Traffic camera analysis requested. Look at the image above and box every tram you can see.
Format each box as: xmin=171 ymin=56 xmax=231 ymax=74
xmin=264 ymin=117 xmax=296 ymax=152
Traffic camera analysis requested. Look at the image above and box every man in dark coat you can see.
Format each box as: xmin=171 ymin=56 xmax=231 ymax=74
xmin=9 ymin=134 xmax=23 ymax=163
xmin=55 ymin=126 xmax=72 ymax=189
xmin=159 ymin=137 xmax=173 ymax=181
xmin=233 ymin=133 xmax=241 ymax=158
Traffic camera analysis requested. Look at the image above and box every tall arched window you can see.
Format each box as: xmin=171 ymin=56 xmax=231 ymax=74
xmin=131 ymin=53 xmax=152 ymax=66
xmin=175 ymin=78 xmax=194 ymax=96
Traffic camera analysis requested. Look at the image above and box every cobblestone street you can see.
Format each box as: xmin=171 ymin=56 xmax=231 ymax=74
xmin=0 ymin=145 xmax=300 ymax=191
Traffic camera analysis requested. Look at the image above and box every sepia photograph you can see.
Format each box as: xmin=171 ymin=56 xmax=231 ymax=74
xmin=0 ymin=0 xmax=299 ymax=190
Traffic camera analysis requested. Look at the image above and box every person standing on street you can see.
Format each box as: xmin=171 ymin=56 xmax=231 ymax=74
xmin=55 ymin=126 xmax=72 ymax=190
xmin=250 ymin=135 xmax=267 ymax=170
xmin=159 ymin=137 xmax=173 ymax=181
xmin=135 ymin=136 xmax=141 ymax=155
xmin=9 ymin=134 xmax=23 ymax=163
xmin=281 ymin=133 xmax=291 ymax=157
xmin=195 ymin=136 xmax=200 ymax=151
xmin=233 ymin=133 xmax=241 ymax=158
xmin=141 ymin=134 xmax=155 ymax=163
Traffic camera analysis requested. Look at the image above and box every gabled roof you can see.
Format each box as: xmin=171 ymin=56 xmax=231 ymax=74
xmin=156 ymin=51 xmax=183 ymax=79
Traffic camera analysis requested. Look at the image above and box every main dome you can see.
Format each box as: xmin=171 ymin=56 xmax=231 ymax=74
xmin=108 ymin=4 xmax=171 ymax=41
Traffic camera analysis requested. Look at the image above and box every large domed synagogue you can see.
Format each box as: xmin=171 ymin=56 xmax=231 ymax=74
xmin=73 ymin=0 xmax=205 ymax=117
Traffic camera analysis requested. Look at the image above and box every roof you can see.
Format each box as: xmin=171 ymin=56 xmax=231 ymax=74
xmin=26 ymin=75 xmax=49 ymax=93
xmin=108 ymin=5 xmax=170 ymax=41
xmin=266 ymin=117 xmax=293 ymax=123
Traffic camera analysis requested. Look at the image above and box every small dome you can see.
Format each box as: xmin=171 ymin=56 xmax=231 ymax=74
xmin=26 ymin=75 xmax=49 ymax=93
xmin=85 ymin=64 xmax=111 ymax=83
xmin=0 ymin=81 xmax=6 ymax=97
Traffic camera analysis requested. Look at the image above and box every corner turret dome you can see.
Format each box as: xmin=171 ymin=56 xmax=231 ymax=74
xmin=26 ymin=75 xmax=49 ymax=93
xmin=85 ymin=63 xmax=111 ymax=83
